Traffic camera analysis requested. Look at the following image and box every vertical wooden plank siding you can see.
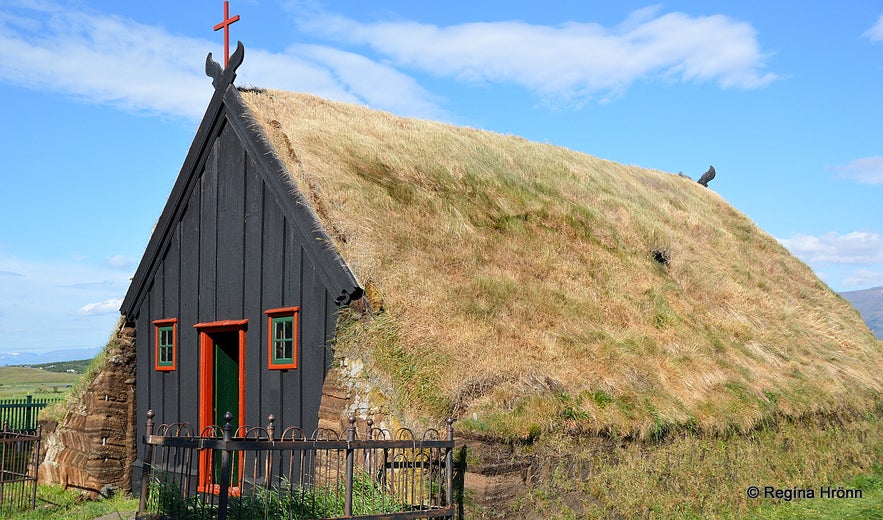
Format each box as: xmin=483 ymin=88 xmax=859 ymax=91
xmin=260 ymin=190 xmax=285 ymax=423
xmin=280 ymin=221 xmax=302 ymax=425
xmin=161 ymin=227 xmax=181 ymax=424
xmin=199 ymin=138 xmax=219 ymax=325
xmin=134 ymin=106 xmax=352 ymax=457
xmin=179 ymin=193 xmax=201 ymax=429
xmin=243 ymin=157 xmax=264 ymax=428
xmin=216 ymin=124 xmax=246 ymax=320
xmin=147 ymin=288 xmax=164 ymax=425
xmin=301 ymin=262 xmax=329 ymax=433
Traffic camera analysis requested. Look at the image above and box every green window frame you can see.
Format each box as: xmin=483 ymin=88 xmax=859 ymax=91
xmin=265 ymin=307 xmax=299 ymax=370
xmin=153 ymin=318 xmax=177 ymax=371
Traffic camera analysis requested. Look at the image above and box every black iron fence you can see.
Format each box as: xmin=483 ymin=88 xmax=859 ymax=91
xmin=0 ymin=425 xmax=41 ymax=514
xmin=0 ymin=395 xmax=62 ymax=433
xmin=139 ymin=410 xmax=457 ymax=520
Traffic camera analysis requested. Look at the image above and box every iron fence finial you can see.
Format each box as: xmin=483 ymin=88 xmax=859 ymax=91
xmin=223 ymin=411 xmax=234 ymax=441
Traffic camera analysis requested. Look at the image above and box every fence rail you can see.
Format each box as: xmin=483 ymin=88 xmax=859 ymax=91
xmin=0 ymin=426 xmax=41 ymax=514
xmin=140 ymin=410 xmax=457 ymax=520
xmin=0 ymin=396 xmax=62 ymax=433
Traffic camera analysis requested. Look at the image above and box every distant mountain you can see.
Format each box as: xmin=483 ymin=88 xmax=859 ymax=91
xmin=0 ymin=347 xmax=102 ymax=367
xmin=840 ymin=286 xmax=883 ymax=340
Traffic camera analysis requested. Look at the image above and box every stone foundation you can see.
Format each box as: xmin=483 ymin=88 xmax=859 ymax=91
xmin=38 ymin=324 xmax=137 ymax=495
xmin=318 ymin=355 xmax=527 ymax=517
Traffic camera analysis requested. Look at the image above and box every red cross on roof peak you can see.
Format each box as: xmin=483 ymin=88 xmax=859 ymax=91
xmin=213 ymin=1 xmax=240 ymax=68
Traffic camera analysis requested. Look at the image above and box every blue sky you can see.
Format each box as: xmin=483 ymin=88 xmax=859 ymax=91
xmin=1 ymin=0 xmax=882 ymax=357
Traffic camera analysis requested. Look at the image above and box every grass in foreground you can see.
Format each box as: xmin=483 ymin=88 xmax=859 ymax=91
xmin=749 ymin=464 xmax=883 ymax=519
xmin=497 ymin=411 xmax=883 ymax=519
xmin=0 ymin=485 xmax=137 ymax=520
xmin=146 ymin=471 xmax=411 ymax=520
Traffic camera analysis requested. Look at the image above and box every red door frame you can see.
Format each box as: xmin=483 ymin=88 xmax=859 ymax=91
xmin=193 ymin=319 xmax=247 ymax=493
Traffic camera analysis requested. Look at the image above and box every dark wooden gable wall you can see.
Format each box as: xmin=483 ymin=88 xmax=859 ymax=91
xmin=122 ymin=57 xmax=362 ymax=485
xmin=132 ymin=116 xmax=341 ymax=429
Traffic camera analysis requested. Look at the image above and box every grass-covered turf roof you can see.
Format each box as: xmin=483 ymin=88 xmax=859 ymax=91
xmin=241 ymin=89 xmax=883 ymax=440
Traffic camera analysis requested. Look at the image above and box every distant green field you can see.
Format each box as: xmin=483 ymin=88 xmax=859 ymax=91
xmin=29 ymin=359 xmax=91 ymax=374
xmin=0 ymin=366 xmax=80 ymax=400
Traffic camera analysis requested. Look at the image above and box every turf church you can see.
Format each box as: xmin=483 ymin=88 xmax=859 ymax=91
xmin=120 ymin=42 xmax=363 ymax=482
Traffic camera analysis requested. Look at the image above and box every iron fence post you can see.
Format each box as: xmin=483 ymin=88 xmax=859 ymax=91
xmin=217 ymin=411 xmax=234 ymax=520
xmin=446 ymin=417 xmax=455 ymax=510
xmin=345 ymin=416 xmax=356 ymax=516
xmin=138 ymin=409 xmax=155 ymax=514
xmin=30 ymin=425 xmax=41 ymax=510
xmin=265 ymin=414 xmax=275 ymax=488
xmin=364 ymin=418 xmax=373 ymax=472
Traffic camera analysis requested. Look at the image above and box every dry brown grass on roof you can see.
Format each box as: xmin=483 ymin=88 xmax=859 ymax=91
xmin=241 ymin=89 xmax=883 ymax=440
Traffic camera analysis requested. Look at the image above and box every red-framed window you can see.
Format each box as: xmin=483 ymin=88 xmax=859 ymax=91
xmin=265 ymin=307 xmax=300 ymax=370
xmin=153 ymin=318 xmax=178 ymax=371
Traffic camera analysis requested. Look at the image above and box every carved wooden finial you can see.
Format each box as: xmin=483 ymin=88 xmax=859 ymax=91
xmin=206 ymin=40 xmax=244 ymax=89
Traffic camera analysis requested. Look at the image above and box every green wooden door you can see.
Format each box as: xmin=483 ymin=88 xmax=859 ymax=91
xmin=212 ymin=331 xmax=240 ymax=486
xmin=213 ymin=332 xmax=239 ymax=428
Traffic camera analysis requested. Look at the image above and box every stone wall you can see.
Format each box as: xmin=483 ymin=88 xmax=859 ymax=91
xmin=319 ymin=355 xmax=399 ymax=433
xmin=318 ymin=355 xmax=526 ymax=517
xmin=38 ymin=324 xmax=137 ymax=495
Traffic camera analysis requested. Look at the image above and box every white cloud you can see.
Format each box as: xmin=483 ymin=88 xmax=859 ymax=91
xmin=0 ymin=3 xmax=775 ymax=120
xmin=829 ymin=156 xmax=883 ymax=185
xmin=0 ymin=252 xmax=129 ymax=351
xmin=78 ymin=298 xmax=124 ymax=316
xmin=297 ymin=6 xmax=777 ymax=104
xmin=105 ymin=255 xmax=135 ymax=270
xmin=295 ymin=44 xmax=448 ymax=120
xmin=238 ymin=47 xmax=360 ymax=104
xmin=778 ymin=232 xmax=883 ymax=265
xmin=864 ymin=14 xmax=883 ymax=42
xmin=242 ymin=45 xmax=450 ymax=120
xmin=841 ymin=269 xmax=883 ymax=289
xmin=0 ymin=2 xmax=448 ymax=121
xmin=0 ymin=4 xmax=211 ymax=119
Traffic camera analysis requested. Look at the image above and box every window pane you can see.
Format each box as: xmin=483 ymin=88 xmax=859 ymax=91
xmin=283 ymin=340 xmax=293 ymax=360
xmin=274 ymin=342 xmax=283 ymax=360
xmin=274 ymin=340 xmax=291 ymax=362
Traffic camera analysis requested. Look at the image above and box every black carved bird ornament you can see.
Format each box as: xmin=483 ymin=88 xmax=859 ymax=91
xmin=697 ymin=165 xmax=716 ymax=187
